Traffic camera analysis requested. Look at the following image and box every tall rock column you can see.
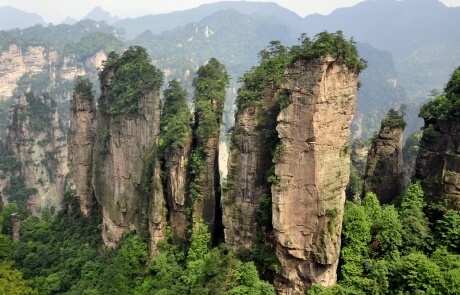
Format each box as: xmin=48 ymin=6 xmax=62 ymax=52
xmin=159 ymin=80 xmax=193 ymax=240
xmin=223 ymin=33 xmax=364 ymax=294
xmin=92 ymin=47 xmax=165 ymax=255
xmin=363 ymin=109 xmax=405 ymax=204
xmin=68 ymin=77 xmax=97 ymax=216
xmin=190 ymin=58 xmax=229 ymax=238
xmin=273 ymin=56 xmax=359 ymax=293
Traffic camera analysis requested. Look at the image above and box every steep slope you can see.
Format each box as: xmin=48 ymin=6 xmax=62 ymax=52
xmin=363 ymin=110 xmax=405 ymax=204
xmin=92 ymin=47 xmax=165 ymax=253
xmin=224 ymin=33 xmax=364 ymax=294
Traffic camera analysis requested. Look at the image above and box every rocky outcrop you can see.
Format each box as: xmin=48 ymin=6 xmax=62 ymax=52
xmin=67 ymin=79 xmax=97 ymax=216
xmin=415 ymin=120 xmax=460 ymax=209
xmin=363 ymin=112 xmax=404 ymax=204
xmin=1 ymin=93 xmax=68 ymax=215
xmin=190 ymin=58 xmax=229 ymax=238
xmin=273 ymin=57 xmax=358 ymax=294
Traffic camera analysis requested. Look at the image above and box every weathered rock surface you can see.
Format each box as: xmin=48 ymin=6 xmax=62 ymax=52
xmin=92 ymin=79 xmax=164 ymax=251
xmin=67 ymin=85 xmax=97 ymax=216
xmin=273 ymin=57 xmax=358 ymax=294
xmin=223 ymin=89 xmax=278 ymax=249
xmin=224 ymin=56 xmax=359 ymax=294
xmin=165 ymin=139 xmax=192 ymax=239
xmin=416 ymin=120 xmax=460 ymax=209
xmin=364 ymin=121 xmax=404 ymax=204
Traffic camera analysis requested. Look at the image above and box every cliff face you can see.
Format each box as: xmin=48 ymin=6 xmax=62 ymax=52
xmin=67 ymin=80 xmax=97 ymax=216
xmin=273 ymin=57 xmax=358 ymax=293
xmin=363 ymin=115 xmax=404 ymax=204
xmin=415 ymin=120 xmax=460 ymax=209
xmin=1 ymin=93 xmax=68 ymax=215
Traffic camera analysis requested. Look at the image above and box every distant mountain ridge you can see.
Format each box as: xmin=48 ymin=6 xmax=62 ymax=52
xmin=83 ymin=6 xmax=120 ymax=24
xmin=0 ymin=6 xmax=46 ymax=30
xmin=113 ymin=1 xmax=304 ymax=39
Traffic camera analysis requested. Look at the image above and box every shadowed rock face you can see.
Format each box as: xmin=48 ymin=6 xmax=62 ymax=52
xmin=416 ymin=120 xmax=460 ymax=210
xmin=1 ymin=94 xmax=67 ymax=215
xmin=364 ymin=124 xmax=404 ymax=204
xmin=224 ymin=56 xmax=359 ymax=294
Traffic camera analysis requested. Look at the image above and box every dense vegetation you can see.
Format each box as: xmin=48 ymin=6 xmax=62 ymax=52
xmin=0 ymin=195 xmax=275 ymax=294
xmin=99 ymin=46 xmax=163 ymax=115
xmin=236 ymin=31 xmax=366 ymax=109
xmin=309 ymin=182 xmax=460 ymax=295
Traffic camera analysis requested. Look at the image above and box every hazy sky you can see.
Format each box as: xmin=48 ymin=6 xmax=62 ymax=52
xmin=0 ymin=0 xmax=459 ymax=23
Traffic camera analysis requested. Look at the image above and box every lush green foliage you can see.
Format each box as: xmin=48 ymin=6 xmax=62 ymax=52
xmin=159 ymin=80 xmax=192 ymax=158
xmin=193 ymin=57 xmax=229 ymax=143
xmin=100 ymin=46 xmax=163 ymax=115
xmin=314 ymin=182 xmax=460 ymax=294
xmin=236 ymin=32 xmax=365 ymax=109
xmin=419 ymin=66 xmax=460 ymax=120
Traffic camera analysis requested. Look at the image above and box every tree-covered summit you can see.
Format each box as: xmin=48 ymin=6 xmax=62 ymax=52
xmin=99 ymin=46 xmax=163 ymax=115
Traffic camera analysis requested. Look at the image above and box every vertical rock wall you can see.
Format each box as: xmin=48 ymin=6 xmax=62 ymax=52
xmin=92 ymin=89 xmax=164 ymax=248
xmin=272 ymin=57 xmax=358 ymax=294
xmin=165 ymin=140 xmax=192 ymax=239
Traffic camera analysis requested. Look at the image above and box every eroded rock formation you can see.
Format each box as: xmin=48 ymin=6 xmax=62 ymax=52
xmin=363 ymin=111 xmax=405 ymax=204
